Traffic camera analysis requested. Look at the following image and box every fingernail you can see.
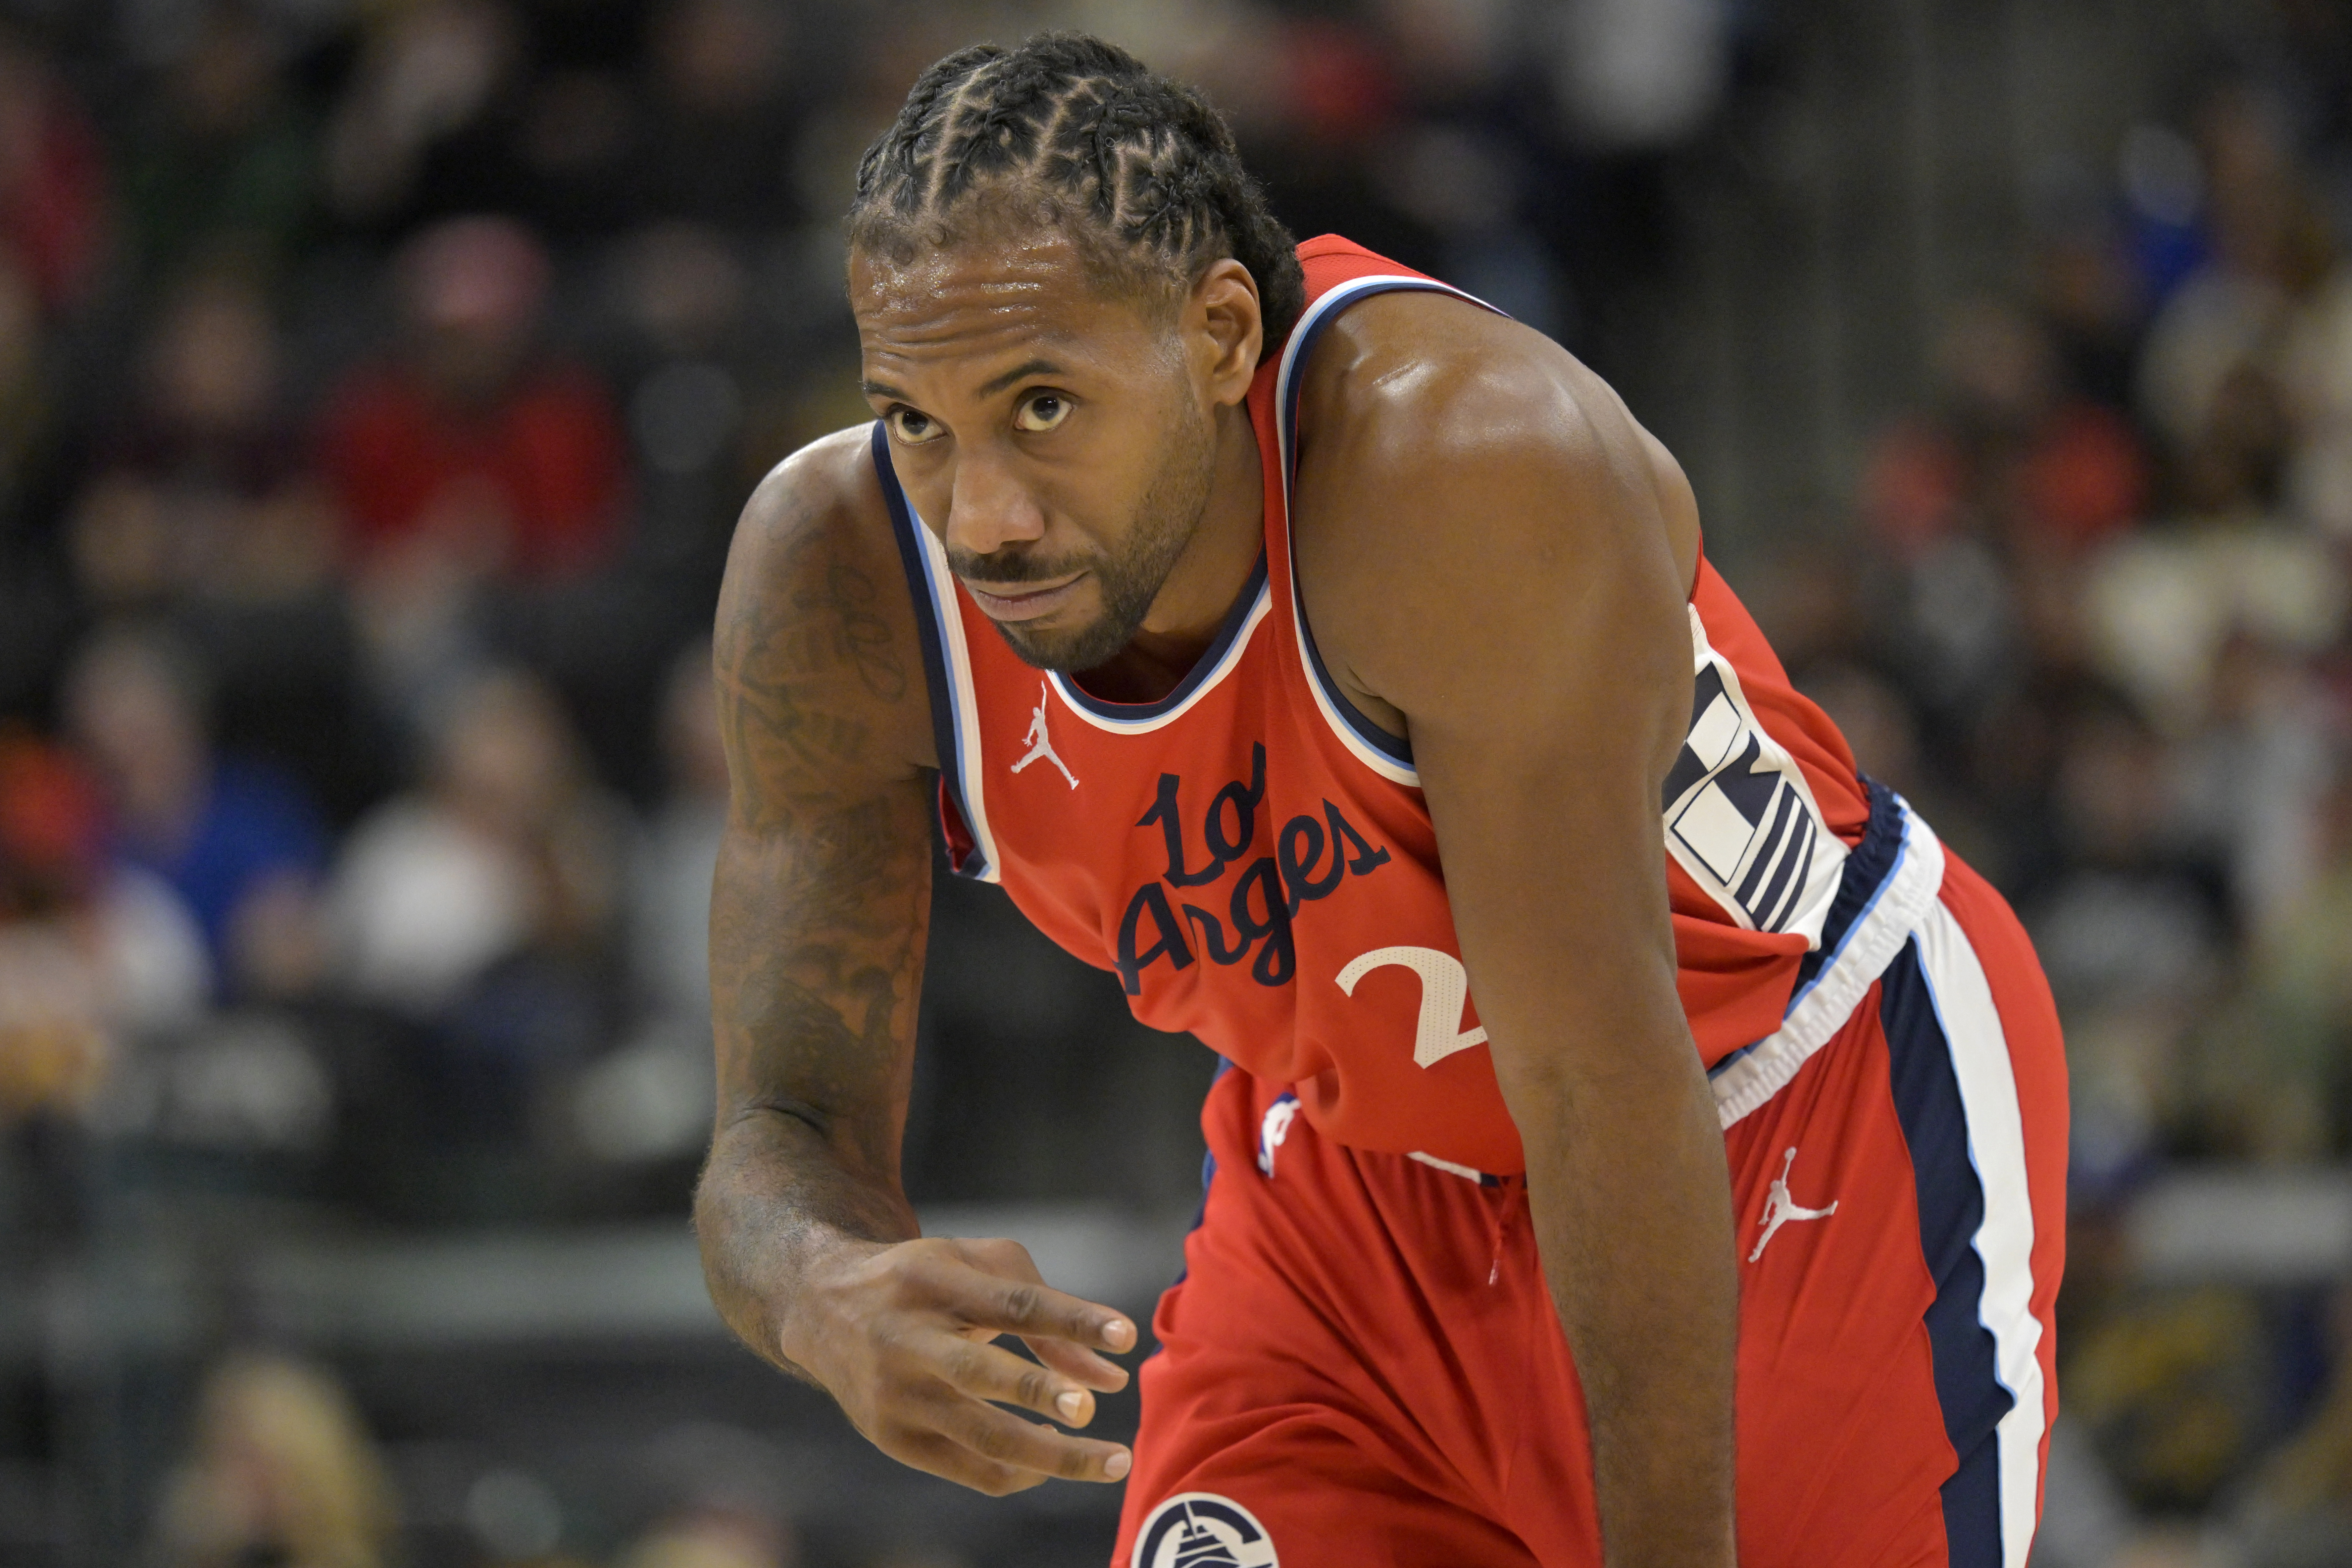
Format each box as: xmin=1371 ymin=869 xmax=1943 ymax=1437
xmin=1056 ymin=1390 xmax=1084 ymax=1421
xmin=1105 ymin=1318 xmax=1135 ymax=1349
xmin=1105 ymin=1448 xmax=1131 ymax=1480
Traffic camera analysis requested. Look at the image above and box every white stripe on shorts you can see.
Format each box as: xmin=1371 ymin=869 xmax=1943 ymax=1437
xmin=1915 ymin=898 xmax=2046 ymax=1567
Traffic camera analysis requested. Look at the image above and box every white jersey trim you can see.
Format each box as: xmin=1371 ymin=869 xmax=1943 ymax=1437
xmin=1047 ymin=581 xmax=1275 ymax=735
xmin=1712 ymin=797 xmax=1945 ymax=1129
xmin=906 ymin=508 xmax=1005 ymax=884
xmin=1272 ymin=273 xmax=1499 ymax=789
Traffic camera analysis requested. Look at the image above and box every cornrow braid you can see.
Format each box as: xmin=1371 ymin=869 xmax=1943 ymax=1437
xmin=849 ymin=33 xmax=1307 ymax=348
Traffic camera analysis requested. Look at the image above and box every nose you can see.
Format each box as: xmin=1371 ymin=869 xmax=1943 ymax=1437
xmin=943 ymin=446 xmax=1047 ymax=559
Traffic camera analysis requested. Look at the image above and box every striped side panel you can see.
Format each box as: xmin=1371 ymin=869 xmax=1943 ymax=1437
xmin=1879 ymin=914 xmax=2047 ymax=1568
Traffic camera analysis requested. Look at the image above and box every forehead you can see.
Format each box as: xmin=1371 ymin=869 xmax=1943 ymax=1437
xmin=850 ymin=232 xmax=1167 ymax=384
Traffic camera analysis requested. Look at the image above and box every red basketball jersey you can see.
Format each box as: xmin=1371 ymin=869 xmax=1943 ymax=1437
xmin=877 ymin=236 xmax=1871 ymax=1175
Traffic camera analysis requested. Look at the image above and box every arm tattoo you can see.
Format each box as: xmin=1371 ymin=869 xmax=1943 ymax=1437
xmin=712 ymin=531 xmax=910 ymax=830
xmin=695 ymin=491 xmax=934 ymax=1374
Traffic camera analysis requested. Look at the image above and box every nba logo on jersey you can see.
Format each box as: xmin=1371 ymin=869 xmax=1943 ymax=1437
xmin=1661 ymin=609 xmax=1845 ymax=941
xmin=1133 ymin=1493 xmax=1279 ymax=1568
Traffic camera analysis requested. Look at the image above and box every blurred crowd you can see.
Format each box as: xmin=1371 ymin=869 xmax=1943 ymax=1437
xmin=1753 ymin=31 xmax=2352 ymax=1564
xmin=0 ymin=0 xmax=1698 ymax=1226
xmin=0 ymin=0 xmax=1712 ymax=1563
xmin=9 ymin=0 xmax=2352 ymax=1562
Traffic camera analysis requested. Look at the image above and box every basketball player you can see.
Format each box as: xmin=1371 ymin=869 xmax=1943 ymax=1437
xmin=695 ymin=34 xmax=2066 ymax=1568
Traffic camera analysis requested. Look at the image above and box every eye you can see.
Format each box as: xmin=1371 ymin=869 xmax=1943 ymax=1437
xmin=887 ymin=407 xmax=944 ymax=445
xmin=1013 ymin=391 xmax=1070 ymax=433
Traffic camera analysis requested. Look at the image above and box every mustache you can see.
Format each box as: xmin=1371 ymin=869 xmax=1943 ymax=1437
xmin=945 ymin=547 xmax=1094 ymax=586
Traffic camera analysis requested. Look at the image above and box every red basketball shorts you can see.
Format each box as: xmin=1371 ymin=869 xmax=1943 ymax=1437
xmin=1113 ymin=807 xmax=2067 ymax=1568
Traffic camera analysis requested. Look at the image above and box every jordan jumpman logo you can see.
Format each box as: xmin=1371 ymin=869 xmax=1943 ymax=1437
xmin=1749 ymin=1146 xmax=1837 ymax=1262
xmin=1011 ymin=680 xmax=1078 ymax=788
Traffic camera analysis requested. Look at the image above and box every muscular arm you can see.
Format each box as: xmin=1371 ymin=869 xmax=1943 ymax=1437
xmin=1298 ymin=299 xmax=1737 ymax=1566
xmin=697 ymin=430 xmax=935 ymax=1366
xmin=694 ymin=430 xmax=1135 ymax=1495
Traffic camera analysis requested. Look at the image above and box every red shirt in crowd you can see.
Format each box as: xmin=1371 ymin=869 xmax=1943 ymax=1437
xmin=317 ymin=363 xmax=629 ymax=580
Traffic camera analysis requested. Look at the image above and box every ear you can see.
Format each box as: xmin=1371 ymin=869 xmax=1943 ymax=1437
xmin=1191 ymin=259 xmax=1264 ymax=409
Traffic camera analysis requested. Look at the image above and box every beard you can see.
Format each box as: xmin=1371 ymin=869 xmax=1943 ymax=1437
xmin=948 ymin=396 xmax=1218 ymax=674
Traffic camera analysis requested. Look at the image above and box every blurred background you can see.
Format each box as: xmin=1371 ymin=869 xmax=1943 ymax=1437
xmin=2 ymin=0 xmax=2350 ymax=1563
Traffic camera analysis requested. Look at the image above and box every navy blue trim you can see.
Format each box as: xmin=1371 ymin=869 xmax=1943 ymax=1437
xmin=1277 ymin=278 xmax=1484 ymax=770
xmin=1705 ymin=781 xmax=1904 ymax=1083
xmin=1158 ymin=1059 xmax=1235 ymax=1303
xmin=1055 ymin=554 xmax=1270 ymax=721
xmin=1791 ymin=777 xmax=1903 ymax=995
xmin=1882 ymin=938 xmax=2011 ymax=1568
xmin=872 ymin=423 xmax=991 ymax=880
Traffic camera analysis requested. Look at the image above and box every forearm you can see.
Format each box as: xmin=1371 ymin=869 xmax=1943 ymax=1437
xmin=696 ymin=788 xmax=932 ymax=1375
xmin=696 ymin=1104 xmax=919 ymax=1378
xmin=1524 ymin=1045 xmax=1739 ymax=1567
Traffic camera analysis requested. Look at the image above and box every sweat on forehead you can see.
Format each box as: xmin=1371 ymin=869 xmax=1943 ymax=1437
xmin=849 ymin=187 xmax=1189 ymax=328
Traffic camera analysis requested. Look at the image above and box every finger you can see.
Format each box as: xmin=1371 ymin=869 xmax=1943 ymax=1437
xmin=942 ymin=1243 xmax=1136 ymax=1351
xmin=928 ymin=1389 xmax=1133 ymax=1485
xmin=930 ymin=1332 xmax=1106 ymax=1428
xmin=1024 ymin=1333 xmax=1130 ymax=1394
xmin=891 ymin=1430 xmax=1048 ymax=1498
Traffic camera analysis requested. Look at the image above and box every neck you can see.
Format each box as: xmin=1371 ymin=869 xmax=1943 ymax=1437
xmin=1075 ymin=400 xmax=1264 ymax=703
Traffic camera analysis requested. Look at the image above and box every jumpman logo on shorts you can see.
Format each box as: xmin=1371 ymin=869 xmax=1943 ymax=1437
xmin=1011 ymin=679 xmax=1078 ymax=788
xmin=1749 ymin=1146 xmax=1837 ymax=1262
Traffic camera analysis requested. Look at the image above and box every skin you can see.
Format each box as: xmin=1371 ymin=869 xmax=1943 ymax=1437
xmin=695 ymin=224 xmax=1735 ymax=1563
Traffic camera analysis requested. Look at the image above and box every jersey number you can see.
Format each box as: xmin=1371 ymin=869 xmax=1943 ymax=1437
xmin=1336 ymin=946 xmax=1488 ymax=1068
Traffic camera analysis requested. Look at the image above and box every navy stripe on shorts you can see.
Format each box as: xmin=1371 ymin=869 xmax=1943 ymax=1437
xmin=1880 ymin=936 xmax=2013 ymax=1568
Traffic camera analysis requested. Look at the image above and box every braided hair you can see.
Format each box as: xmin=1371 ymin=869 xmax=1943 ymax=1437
xmin=848 ymin=34 xmax=1307 ymax=347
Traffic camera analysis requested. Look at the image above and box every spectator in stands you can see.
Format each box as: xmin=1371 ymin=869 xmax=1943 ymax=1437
xmin=319 ymin=216 xmax=628 ymax=721
xmin=322 ymin=215 xmax=627 ymax=582
xmin=572 ymin=640 xmax=724 ymax=1166
xmin=618 ymin=1421 xmax=800 ymax=1568
xmin=631 ymin=0 xmax=803 ymax=233
xmin=330 ymin=667 xmax=619 ymax=1013
xmin=0 ymin=26 xmax=107 ymax=317
xmin=0 ymin=730 xmax=210 ymax=1122
xmin=2137 ymin=85 xmax=2337 ymax=476
xmin=0 ymin=246 xmax=45 ymax=534
xmin=631 ymin=639 xmax=724 ymax=1025
xmin=148 ymin=1350 xmax=398 ymax=1568
xmin=1862 ymin=295 xmax=2150 ymax=567
xmin=2082 ymin=363 xmax=2344 ymax=737
xmin=2024 ymin=688 xmax=2229 ymax=1182
xmin=2197 ymin=756 xmax=2352 ymax=1162
xmin=322 ymin=0 xmax=518 ymax=228
xmin=621 ymin=1503 xmax=796 ymax=1568
xmin=329 ymin=667 xmax=625 ymax=1141
xmin=117 ymin=5 xmax=319 ymax=284
xmin=62 ymin=626 xmax=326 ymax=1004
xmin=2242 ymin=1284 xmax=2352 ymax=1556
xmin=2275 ymin=216 xmax=2352 ymax=540
xmin=71 ymin=265 xmax=334 ymax=612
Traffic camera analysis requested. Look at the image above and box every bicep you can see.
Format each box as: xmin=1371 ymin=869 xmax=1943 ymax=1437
xmin=1341 ymin=405 xmax=1696 ymax=1092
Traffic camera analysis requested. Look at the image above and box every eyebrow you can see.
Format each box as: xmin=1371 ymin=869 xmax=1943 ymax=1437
xmin=976 ymin=358 xmax=1064 ymax=397
xmin=858 ymin=358 xmax=1067 ymax=405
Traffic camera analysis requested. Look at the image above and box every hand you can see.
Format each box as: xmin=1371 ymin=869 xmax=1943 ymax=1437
xmin=781 ymin=1234 xmax=1139 ymax=1495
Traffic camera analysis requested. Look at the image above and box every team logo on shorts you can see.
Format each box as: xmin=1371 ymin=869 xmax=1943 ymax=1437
xmin=1132 ymin=1492 xmax=1278 ymax=1568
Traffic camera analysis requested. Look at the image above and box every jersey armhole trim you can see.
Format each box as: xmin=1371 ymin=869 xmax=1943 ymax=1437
xmin=1274 ymin=274 xmax=1504 ymax=788
xmin=872 ymin=422 xmax=1003 ymax=883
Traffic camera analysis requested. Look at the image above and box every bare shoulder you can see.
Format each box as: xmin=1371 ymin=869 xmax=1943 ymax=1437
xmin=722 ymin=424 xmax=901 ymax=601
xmin=1289 ymin=293 xmax=1699 ymax=722
xmin=714 ymin=426 xmax=936 ymax=802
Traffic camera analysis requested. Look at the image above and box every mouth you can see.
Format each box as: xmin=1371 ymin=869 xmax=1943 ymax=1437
xmin=960 ymin=571 xmax=1087 ymax=624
